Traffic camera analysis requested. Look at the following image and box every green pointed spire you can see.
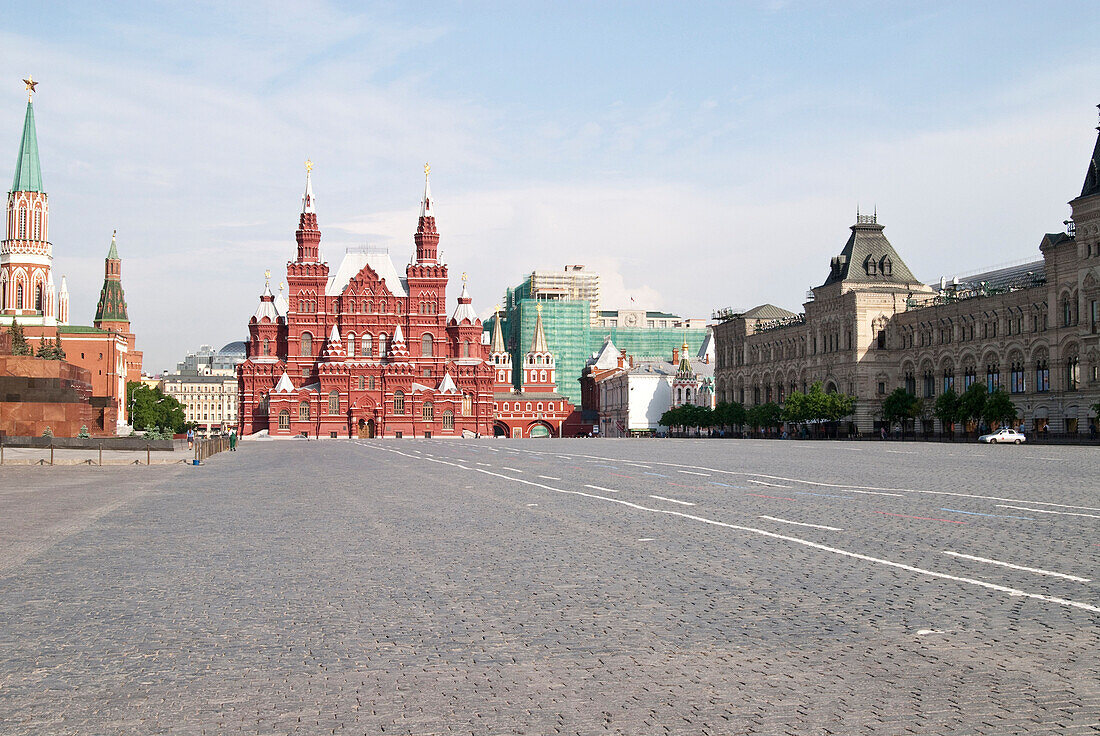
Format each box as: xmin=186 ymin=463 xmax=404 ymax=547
xmin=95 ymin=232 xmax=128 ymax=325
xmin=12 ymin=101 xmax=43 ymax=193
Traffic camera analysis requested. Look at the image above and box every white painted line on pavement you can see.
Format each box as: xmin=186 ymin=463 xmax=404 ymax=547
xmin=759 ymin=516 xmax=842 ymax=531
xmin=475 ymin=462 xmax=492 ymax=466
xmin=363 ymin=444 xmax=1100 ymax=614
xmin=996 ymin=505 xmax=1100 ymax=520
xmin=537 ymin=475 xmax=561 ymax=480
xmin=502 ymin=467 xmax=523 ymax=473
xmin=942 ymin=551 xmax=1090 ymax=583
xmin=748 ymin=479 xmax=792 ymax=488
xmin=584 ymin=484 xmax=620 ymax=493
xmin=649 ymin=495 xmax=696 ymax=506
xmin=886 ymin=450 xmax=917 ymax=454
xmin=679 ymin=470 xmax=710 ymax=477
xmin=497 ymin=447 xmax=1100 ymax=512
xmin=840 ymin=489 xmax=905 ymax=497
xmin=637 ymin=538 xmax=657 ymax=542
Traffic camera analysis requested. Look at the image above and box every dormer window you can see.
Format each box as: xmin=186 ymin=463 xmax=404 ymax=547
xmin=881 ymin=256 xmax=892 ymax=276
xmin=864 ymin=255 xmax=877 ymax=276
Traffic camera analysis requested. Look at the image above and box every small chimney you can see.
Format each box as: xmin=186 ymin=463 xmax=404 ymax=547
xmin=672 ymin=348 xmax=680 ymax=365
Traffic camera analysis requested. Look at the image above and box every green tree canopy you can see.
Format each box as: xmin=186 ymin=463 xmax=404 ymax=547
xmin=714 ymin=401 xmax=746 ymax=427
xmin=746 ymin=402 xmax=782 ymax=429
xmin=9 ymin=321 xmax=30 ymax=356
xmin=933 ymin=388 xmax=960 ymax=428
xmin=783 ymin=382 xmax=855 ymax=424
xmin=881 ymin=388 xmax=921 ymax=425
xmin=958 ymin=383 xmax=988 ymax=426
xmin=126 ymin=381 xmax=191 ymax=434
xmin=982 ymin=388 xmax=1018 ymax=427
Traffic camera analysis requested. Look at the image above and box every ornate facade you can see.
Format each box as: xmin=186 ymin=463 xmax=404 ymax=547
xmin=488 ymin=305 xmax=577 ymax=438
xmin=0 ymin=79 xmax=142 ymax=434
xmin=237 ymin=166 xmax=496 ymax=438
xmin=714 ymin=116 xmax=1100 ymax=434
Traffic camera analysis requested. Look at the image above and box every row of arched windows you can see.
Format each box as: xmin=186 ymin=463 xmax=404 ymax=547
xmin=298 ymin=331 xmax=437 ymax=358
xmin=14 ymin=207 xmax=44 ymax=240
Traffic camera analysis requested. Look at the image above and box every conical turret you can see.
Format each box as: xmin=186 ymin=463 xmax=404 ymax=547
xmin=295 ymin=160 xmax=321 ymax=262
xmin=12 ymin=80 xmax=42 ymax=194
xmin=94 ymin=230 xmax=129 ymax=329
xmin=1080 ymin=104 xmax=1100 ymax=200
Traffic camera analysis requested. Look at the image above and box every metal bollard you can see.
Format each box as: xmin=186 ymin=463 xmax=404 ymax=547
xmin=147 ymin=445 xmax=151 ymax=465
xmin=50 ymin=442 xmax=54 ymax=466
xmin=99 ymin=443 xmax=103 ymax=467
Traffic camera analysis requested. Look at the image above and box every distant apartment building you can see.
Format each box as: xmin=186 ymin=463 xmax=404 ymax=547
xmin=162 ymin=342 xmax=247 ymax=434
xmin=161 ymin=374 xmax=238 ymax=434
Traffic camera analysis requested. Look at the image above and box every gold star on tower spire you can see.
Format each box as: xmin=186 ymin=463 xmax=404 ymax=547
xmin=23 ymin=75 xmax=37 ymax=102
xmin=305 ymin=159 xmax=313 ymax=173
xmin=424 ymin=162 xmax=431 ymax=178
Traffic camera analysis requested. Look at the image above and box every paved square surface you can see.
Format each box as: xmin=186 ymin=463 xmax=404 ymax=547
xmin=0 ymin=438 xmax=1097 ymax=734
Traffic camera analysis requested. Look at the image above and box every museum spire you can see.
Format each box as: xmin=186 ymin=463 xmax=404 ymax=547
xmin=1080 ymin=104 xmax=1100 ymax=199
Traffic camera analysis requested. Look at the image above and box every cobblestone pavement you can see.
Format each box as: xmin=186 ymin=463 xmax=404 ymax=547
xmin=0 ymin=439 xmax=1096 ymax=735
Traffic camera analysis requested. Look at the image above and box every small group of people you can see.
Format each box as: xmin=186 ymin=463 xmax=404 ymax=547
xmin=186 ymin=427 xmax=237 ymax=451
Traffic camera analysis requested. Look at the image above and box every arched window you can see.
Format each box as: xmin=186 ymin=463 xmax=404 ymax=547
xmin=16 ymin=282 xmax=23 ymax=309
xmin=462 ymin=341 xmax=470 ymax=358
xmin=442 ymin=410 xmax=454 ymax=430
xmin=34 ymin=284 xmax=43 ymax=312
xmin=422 ymin=401 xmax=433 ymax=421
xmin=362 ymin=333 xmax=372 ymax=357
xmin=462 ymin=393 xmax=472 ymax=415
xmin=301 ymin=332 xmax=313 ymax=356
xmin=1066 ymin=356 xmax=1080 ymax=391
xmin=393 ymin=390 xmax=405 ymax=414
xmin=263 ymin=338 xmax=270 ymax=355
xmin=540 ymin=370 xmax=547 ymax=382
xmin=328 ymin=390 xmax=339 ymax=414
xmin=346 ymin=334 xmax=355 ymax=357
xmin=33 ymin=208 xmax=41 ymax=239
xmin=279 ymin=410 xmax=290 ymax=429
xmin=421 ymin=333 xmax=433 ymax=357
xmin=18 ymin=207 xmax=26 ymax=238
xmin=299 ymin=402 xmax=310 ymax=421
xmin=358 ymin=376 xmax=365 ymax=390
xmin=379 ymin=334 xmax=388 ymax=356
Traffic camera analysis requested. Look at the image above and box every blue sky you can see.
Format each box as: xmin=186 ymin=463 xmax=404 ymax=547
xmin=3 ymin=1 xmax=1099 ymax=371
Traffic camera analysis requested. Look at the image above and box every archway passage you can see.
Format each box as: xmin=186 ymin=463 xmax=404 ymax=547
xmin=493 ymin=422 xmax=509 ymax=437
xmin=357 ymin=418 xmax=376 ymax=439
xmin=528 ymin=422 xmax=552 ymax=438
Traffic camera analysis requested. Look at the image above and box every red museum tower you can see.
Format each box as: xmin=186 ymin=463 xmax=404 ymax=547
xmin=237 ymin=164 xmax=495 ymax=438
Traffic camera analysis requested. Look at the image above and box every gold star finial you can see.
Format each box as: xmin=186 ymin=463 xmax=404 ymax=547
xmin=264 ymin=269 xmax=271 ymax=282
xmin=305 ymin=159 xmax=313 ymax=173
xmin=495 ymin=303 xmax=501 ymax=314
xmin=23 ymin=75 xmax=37 ymax=102
xmin=461 ymin=272 xmax=467 ymax=283
xmin=536 ymin=302 xmax=543 ymax=315
xmin=424 ymin=162 xmax=431 ymax=178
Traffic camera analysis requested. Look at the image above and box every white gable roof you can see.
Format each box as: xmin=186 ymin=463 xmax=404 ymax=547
xmin=590 ymin=336 xmax=621 ymax=369
xmin=273 ymin=371 xmax=295 ymax=393
xmin=326 ymin=248 xmax=408 ymax=297
xmin=437 ymin=372 xmax=458 ymax=394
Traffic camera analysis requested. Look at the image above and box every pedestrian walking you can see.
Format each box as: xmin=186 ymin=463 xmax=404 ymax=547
xmin=186 ymin=428 xmax=194 ymax=450
xmin=229 ymin=428 xmax=237 ymax=451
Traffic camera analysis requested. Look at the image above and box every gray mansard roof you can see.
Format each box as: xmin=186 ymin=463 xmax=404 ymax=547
xmin=822 ymin=217 xmax=920 ymax=287
xmin=741 ymin=304 xmax=798 ymax=320
xmin=952 ymin=259 xmax=1046 ymax=292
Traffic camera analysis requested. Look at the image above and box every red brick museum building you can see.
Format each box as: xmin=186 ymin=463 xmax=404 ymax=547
xmin=237 ymin=166 xmax=498 ymax=438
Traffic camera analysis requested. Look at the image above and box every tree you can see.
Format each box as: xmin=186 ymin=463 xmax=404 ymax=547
xmin=823 ymin=391 xmax=855 ymax=422
xmin=714 ymin=401 xmax=745 ymax=429
xmin=126 ymin=381 xmax=191 ymax=434
xmin=982 ymin=388 xmax=1018 ymax=428
xmin=957 ymin=383 xmax=988 ymax=431
xmin=881 ymin=388 xmax=921 ymax=428
xmin=35 ymin=338 xmax=55 ymax=359
xmin=53 ymin=333 xmax=65 ymax=360
xmin=746 ymin=402 xmax=782 ymax=431
xmin=9 ymin=320 xmax=30 ymax=356
xmin=933 ymin=388 xmax=960 ymax=435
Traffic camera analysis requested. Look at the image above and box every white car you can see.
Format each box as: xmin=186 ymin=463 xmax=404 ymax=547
xmin=978 ymin=428 xmax=1026 ymax=444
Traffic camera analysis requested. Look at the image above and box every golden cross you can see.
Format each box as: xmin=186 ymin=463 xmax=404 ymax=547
xmin=23 ymin=75 xmax=37 ymax=101
xmin=495 ymin=303 xmax=501 ymax=313
xmin=264 ymin=269 xmax=271 ymax=281
xmin=536 ymin=303 xmax=543 ymax=315
xmin=461 ymin=271 xmax=467 ymax=283
xmin=424 ymin=162 xmax=431 ymax=177
xmin=305 ymin=159 xmax=313 ymax=173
